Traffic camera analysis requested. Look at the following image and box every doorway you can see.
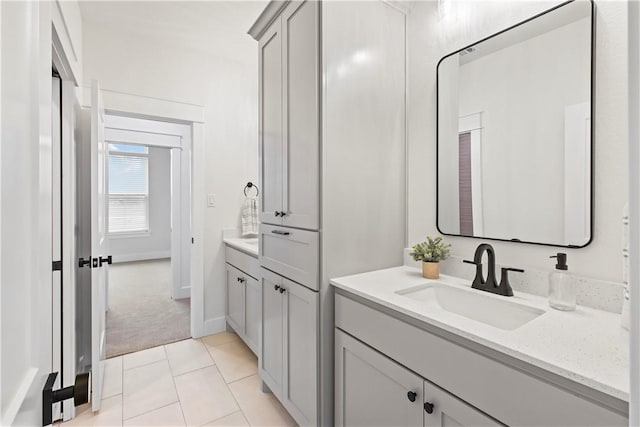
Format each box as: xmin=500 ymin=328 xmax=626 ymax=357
xmin=103 ymin=115 xmax=192 ymax=357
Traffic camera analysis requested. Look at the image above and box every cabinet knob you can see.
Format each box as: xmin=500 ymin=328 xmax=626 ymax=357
xmin=407 ymin=391 xmax=417 ymax=403
xmin=274 ymin=285 xmax=280 ymax=291
xmin=279 ymin=287 xmax=286 ymax=294
xmin=239 ymin=278 xmax=245 ymax=284
xmin=424 ymin=402 xmax=434 ymax=414
xmin=274 ymin=211 xmax=280 ymax=217
xmin=280 ymin=211 xmax=287 ymax=217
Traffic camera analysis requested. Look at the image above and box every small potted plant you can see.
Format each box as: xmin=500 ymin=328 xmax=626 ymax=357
xmin=410 ymin=236 xmax=451 ymax=279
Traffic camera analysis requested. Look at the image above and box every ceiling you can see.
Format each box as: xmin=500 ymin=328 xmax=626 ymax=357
xmin=79 ymin=1 xmax=268 ymax=61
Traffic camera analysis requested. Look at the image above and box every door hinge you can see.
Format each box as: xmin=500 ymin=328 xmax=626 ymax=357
xmin=42 ymin=371 xmax=89 ymax=426
xmin=52 ymin=260 xmax=62 ymax=272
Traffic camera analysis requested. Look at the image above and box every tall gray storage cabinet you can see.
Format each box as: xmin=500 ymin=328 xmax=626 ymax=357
xmin=249 ymin=1 xmax=407 ymax=425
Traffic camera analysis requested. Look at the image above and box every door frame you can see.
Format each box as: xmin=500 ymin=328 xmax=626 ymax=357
xmin=629 ymin=1 xmax=640 ymax=424
xmin=103 ymin=114 xmax=191 ymax=300
xmin=79 ymin=89 xmax=206 ymax=340
xmin=53 ymin=25 xmax=82 ymax=422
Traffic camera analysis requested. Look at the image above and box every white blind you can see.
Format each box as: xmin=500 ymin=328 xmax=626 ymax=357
xmin=108 ymin=146 xmax=149 ymax=233
xmin=109 ymin=195 xmax=148 ymax=232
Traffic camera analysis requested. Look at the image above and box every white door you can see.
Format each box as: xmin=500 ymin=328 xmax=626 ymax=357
xmin=90 ymin=80 xmax=108 ymax=411
xmin=51 ymin=74 xmax=63 ymax=422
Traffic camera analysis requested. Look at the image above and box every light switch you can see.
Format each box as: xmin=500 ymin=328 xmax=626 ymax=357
xmin=207 ymin=194 xmax=216 ymax=207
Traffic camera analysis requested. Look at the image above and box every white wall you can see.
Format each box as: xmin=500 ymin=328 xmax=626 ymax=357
xmin=82 ymin=14 xmax=259 ymax=331
xmin=109 ymin=147 xmax=172 ymax=262
xmin=408 ymin=1 xmax=628 ymax=282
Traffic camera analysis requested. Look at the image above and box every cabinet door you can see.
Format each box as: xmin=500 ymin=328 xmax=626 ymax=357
xmin=225 ymin=264 xmax=245 ymax=334
xmin=281 ymin=0 xmax=320 ymax=230
xmin=244 ymin=275 xmax=261 ymax=354
xmin=259 ymin=19 xmax=284 ymax=226
xmin=335 ymin=329 xmax=424 ymax=427
xmin=282 ymin=277 xmax=319 ymax=425
xmin=423 ymin=381 xmax=502 ymax=427
xmin=260 ymin=267 xmax=284 ymax=397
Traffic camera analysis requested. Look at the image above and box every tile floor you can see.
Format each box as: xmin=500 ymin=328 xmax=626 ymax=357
xmin=62 ymin=332 xmax=297 ymax=427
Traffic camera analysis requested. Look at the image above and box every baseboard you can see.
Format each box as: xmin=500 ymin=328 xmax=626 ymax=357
xmin=112 ymin=251 xmax=171 ymax=263
xmin=202 ymin=317 xmax=227 ymax=337
xmin=172 ymin=286 xmax=191 ymax=300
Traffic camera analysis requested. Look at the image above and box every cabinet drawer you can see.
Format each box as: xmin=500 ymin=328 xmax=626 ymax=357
xmin=259 ymin=224 xmax=319 ymax=290
xmin=225 ymin=245 xmax=260 ymax=280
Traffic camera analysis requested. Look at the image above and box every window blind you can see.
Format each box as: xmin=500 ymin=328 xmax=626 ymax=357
xmin=108 ymin=145 xmax=149 ymax=233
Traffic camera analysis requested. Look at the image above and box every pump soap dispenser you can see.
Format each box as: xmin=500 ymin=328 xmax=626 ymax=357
xmin=549 ymin=253 xmax=576 ymax=311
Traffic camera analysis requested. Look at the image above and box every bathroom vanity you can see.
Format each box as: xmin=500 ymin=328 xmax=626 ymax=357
xmin=331 ymin=267 xmax=628 ymax=426
xmin=223 ymin=237 xmax=260 ymax=354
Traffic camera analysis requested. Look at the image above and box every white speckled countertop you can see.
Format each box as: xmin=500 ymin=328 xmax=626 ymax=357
xmin=223 ymin=237 xmax=259 ymax=257
xmin=330 ymin=266 xmax=629 ymax=402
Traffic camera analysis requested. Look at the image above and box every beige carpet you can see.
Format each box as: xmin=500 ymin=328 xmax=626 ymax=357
xmin=106 ymin=259 xmax=190 ymax=358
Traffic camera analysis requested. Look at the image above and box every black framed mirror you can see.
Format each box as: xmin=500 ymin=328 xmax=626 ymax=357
xmin=436 ymin=0 xmax=594 ymax=248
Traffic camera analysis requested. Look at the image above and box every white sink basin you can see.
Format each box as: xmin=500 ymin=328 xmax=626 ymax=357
xmin=396 ymin=283 xmax=545 ymax=331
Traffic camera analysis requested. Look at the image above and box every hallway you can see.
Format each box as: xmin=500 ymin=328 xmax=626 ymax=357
xmin=107 ymin=259 xmax=190 ymax=357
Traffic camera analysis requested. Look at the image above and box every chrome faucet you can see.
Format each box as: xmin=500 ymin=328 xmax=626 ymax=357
xmin=463 ymin=244 xmax=524 ymax=297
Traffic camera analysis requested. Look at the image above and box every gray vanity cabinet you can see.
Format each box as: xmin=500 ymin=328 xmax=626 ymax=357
xmin=258 ymin=0 xmax=319 ymax=231
xmin=224 ymin=245 xmax=261 ymax=354
xmin=258 ymin=20 xmax=283 ymax=227
xmin=335 ymin=329 xmax=424 ymax=426
xmin=225 ymin=264 xmax=246 ymax=336
xmin=422 ymin=382 xmax=501 ymax=427
xmin=244 ymin=276 xmax=261 ymax=352
xmin=261 ymin=268 xmax=285 ymax=396
xmin=260 ymin=267 xmax=319 ymax=426
xmin=335 ymin=329 xmax=500 ymax=427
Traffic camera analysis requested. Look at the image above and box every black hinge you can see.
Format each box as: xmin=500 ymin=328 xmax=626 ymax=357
xmin=52 ymin=260 xmax=62 ymax=272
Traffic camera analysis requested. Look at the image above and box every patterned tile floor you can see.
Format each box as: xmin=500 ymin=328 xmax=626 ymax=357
xmin=61 ymin=332 xmax=297 ymax=427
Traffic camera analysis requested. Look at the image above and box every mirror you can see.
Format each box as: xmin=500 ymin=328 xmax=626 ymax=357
xmin=437 ymin=0 xmax=593 ymax=248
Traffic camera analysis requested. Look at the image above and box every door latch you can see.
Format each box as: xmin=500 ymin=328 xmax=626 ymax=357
xmin=99 ymin=255 xmax=112 ymax=267
xmin=42 ymin=371 xmax=89 ymax=426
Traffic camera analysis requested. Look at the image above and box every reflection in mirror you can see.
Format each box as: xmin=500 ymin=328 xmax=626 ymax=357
xmin=437 ymin=0 xmax=592 ymax=247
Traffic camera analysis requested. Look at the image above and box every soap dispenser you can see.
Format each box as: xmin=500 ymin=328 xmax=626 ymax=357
xmin=548 ymin=253 xmax=576 ymax=311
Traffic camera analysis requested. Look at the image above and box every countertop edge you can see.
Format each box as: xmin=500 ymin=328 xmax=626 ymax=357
xmin=330 ymin=276 xmax=629 ymax=414
xmin=223 ymin=238 xmax=258 ymax=258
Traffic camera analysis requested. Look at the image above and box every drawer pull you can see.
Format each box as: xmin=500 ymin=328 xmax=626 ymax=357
xmin=238 ymin=277 xmax=245 ymax=284
xmin=274 ymin=211 xmax=281 ymax=217
xmin=274 ymin=285 xmax=280 ymax=291
xmin=279 ymin=287 xmax=286 ymax=294
xmin=407 ymin=391 xmax=417 ymax=402
xmin=271 ymin=230 xmax=290 ymax=236
xmin=424 ymin=401 xmax=434 ymax=414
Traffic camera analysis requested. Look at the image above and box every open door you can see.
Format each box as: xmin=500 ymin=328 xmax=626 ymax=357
xmin=90 ymin=80 xmax=109 ymax=411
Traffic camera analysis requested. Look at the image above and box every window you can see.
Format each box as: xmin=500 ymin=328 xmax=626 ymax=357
xmin=108 ymin=143 xmax=149 ymax=234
